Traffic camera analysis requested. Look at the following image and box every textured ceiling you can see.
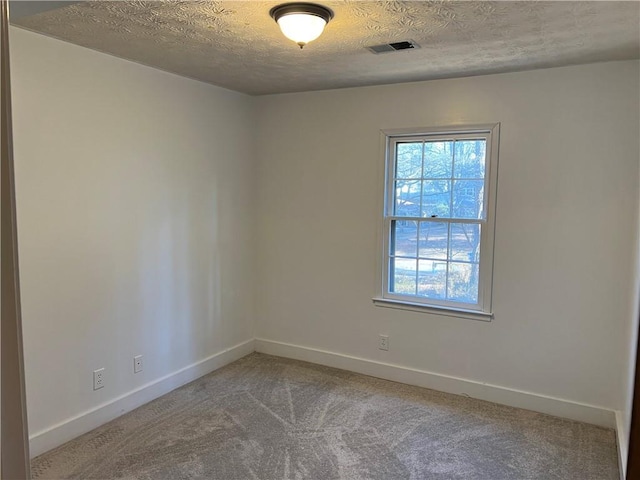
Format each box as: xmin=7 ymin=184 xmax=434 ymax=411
xmin=12 ymin=1 xmax=640 ymax=95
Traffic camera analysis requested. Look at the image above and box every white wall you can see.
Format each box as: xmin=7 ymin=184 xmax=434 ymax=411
xmin=255 ymin=61 xmax=640 ymax=415
xmin=621 ymin=141 xmax=640 ymax=475
xmin=10 ymin=27 xmax=255 ymax=446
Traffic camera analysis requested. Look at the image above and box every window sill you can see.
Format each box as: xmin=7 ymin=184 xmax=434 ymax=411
xmin=372 ymin=297 xmax=493 ymax=322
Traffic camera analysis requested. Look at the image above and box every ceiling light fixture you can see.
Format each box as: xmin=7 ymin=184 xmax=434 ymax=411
xmin=270 ymin=2 xmax=334 ymax=49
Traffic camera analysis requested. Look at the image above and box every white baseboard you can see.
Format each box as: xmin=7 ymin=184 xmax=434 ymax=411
xmin=31 ymin=337 xmax=621 ymax=467
xmin=29 ymin=339 xmax=255 ymax=458
xmin=615 ymin=410 xmax=627 ymax=480
xmin=255 ymin=338 xmax=616 ymax=429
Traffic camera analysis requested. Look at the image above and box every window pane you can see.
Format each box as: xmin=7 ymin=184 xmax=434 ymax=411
xmin=418 ymin=259 xmax=446 ymax=299
xmin=391 ymin=220 xmax=417 ymax=257
xmin=447 ymin=262 xmax=479 ymax=304
xmin=418 ymin=221 xmax=448 ymax=259
xmin=454 ymin=140 xmax=486 ymax=179
xmin=395 ymin=142 xmax=423 ymax=179
xmin=423 ymin=141 xmax=453 ymax=178
xmin=394 ymin=180 xmax=421 ymax=217
xmin=452 ymin=180 xmax=484 ymax=219
xmin=421 ymin=180 xmax=450 ymax=218
xmin=449 ymin=223 xmax=481 ymax=263
xmin=384 ymin=128 xmax=497 ymax=312
xmin=390 ymin=257 xmax=417 ymax=295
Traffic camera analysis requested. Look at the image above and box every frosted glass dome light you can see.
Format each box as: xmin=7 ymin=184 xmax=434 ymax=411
xmin=277 ymin=13 xmax=327 ymax=46
xmin=270 ymin=3 xmax=334 ymax=49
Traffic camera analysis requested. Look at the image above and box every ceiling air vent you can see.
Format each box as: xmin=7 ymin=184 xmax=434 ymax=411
xmin=367 ymin=40 xmax=420 ymax=54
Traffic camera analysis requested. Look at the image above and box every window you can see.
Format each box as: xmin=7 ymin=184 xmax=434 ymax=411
xmin=374 ymin=124 xmax=499 ymax=319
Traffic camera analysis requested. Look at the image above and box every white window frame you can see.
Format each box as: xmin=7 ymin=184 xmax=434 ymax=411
xmin=373 ymin=124 xmax=500 ymax=321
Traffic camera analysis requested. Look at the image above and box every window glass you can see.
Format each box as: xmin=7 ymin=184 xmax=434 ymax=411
xmin=380 ymin=126 xmax=498 ymax=315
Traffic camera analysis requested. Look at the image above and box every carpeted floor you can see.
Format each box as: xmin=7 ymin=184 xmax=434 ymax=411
xmin=32 ymin=353 xmax=618 ymax=479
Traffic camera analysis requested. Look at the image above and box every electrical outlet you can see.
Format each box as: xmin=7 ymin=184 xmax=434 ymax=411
xmin=93 ymin=368 xmax=105 ymax=390
xmin=379 ymin=335 xmax=389 ymax=351
xmin=134 ymin=355 xmax=143 ymax=374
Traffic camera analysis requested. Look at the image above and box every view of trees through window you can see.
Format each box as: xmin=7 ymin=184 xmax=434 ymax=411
xmin=389 ymin=138 xmax=486 ymax=304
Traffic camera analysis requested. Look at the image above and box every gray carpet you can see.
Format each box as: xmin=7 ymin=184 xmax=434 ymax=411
xmin=32 ymin=353 xmax=618 ymax=479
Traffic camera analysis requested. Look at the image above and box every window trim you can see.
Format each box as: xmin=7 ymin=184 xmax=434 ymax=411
xmin=373 ymin=123 xmax=500 ymax=320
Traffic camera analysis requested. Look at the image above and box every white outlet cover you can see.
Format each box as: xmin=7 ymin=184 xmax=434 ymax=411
xmin=134 ymin=355 xmax=143 ymax=373
xmin=93 ymin=368 xmax=105 ymax=390
xmin=379 ymin=335 xmax=389 ymax=351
